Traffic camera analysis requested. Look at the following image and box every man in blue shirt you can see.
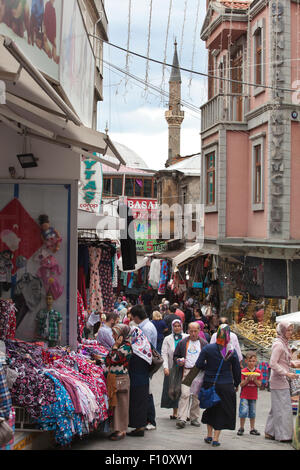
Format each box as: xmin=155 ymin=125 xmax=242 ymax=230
xmin=130 ymin=305 xmax=157 ymax=430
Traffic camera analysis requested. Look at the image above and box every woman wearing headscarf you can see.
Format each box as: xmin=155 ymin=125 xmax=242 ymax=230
xmin=105 ymin=324 xmax=132 ymax=441
xmin=265 ymin=322 xmax=300 ymax=442
xmin=126 ymin=326 xmax=153 ymax=437
xmin=195 ymin=324 xmax=241 ymax=447
xmin=160 ymin=319 xmax=188 ymax=419
xmin=196 ymin=320 xmax=211 ymax=343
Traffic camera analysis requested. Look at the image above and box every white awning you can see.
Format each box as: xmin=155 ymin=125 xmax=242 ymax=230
xmin=0 ymin=37 xmax=125 ymax=168
xmin=78 ymin=210 xmax=124 ymax=230
xmin=173 ymin=243 xmax=205 ymax=267
xmin=276 ymin=312 xmax=300 ymax=324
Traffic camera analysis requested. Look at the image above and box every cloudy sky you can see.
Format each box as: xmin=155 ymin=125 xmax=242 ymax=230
xmin=97 ymin=0 xmax=207 ymax=170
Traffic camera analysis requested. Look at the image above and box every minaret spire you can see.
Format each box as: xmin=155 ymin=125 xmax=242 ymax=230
xmin=165 ymin=41 xmax=185 ymax=167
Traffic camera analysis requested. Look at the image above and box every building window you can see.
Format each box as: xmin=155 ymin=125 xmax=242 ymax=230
xmin=250 ymin=134 xmax=265 ymax=211
xmin=124 ymin=177 xmax=157 ymax=198
xmin=254 ymin=28 xmax=262 ymax=86
xmin=103 ymin=176 xmax=123 ymax=197
xmin=254 ymin=144 xmax=262 ymax=204
xmin=206 ymin=152 xmax=215 ymax=206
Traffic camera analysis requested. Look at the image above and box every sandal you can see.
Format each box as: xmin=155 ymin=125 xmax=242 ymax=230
xmin=250 ymin=429 xmax=260 ymax=436
xmin=212 ymin=441 xmax=221 ymax=447
xmin=204 ymin=437 xmax=212 ymax=444
xmin=109 ymin=432 xmax=125 ymax=441
xmin=170 ymin=415 xmax=177 ymax=420
xmin=265 ymin=433 xmax=275 ymax=440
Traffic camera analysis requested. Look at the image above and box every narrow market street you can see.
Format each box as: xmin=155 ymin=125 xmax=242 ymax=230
xmin=70 ymin=367 xmax=295 ymax=452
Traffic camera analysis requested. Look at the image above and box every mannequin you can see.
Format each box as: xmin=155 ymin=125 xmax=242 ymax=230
xmin=36 ymin=293 xmax=62 ymax=347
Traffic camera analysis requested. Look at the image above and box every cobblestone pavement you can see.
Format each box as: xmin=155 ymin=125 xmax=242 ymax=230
xmin=71 ymin=368 xmax=295 ymax=451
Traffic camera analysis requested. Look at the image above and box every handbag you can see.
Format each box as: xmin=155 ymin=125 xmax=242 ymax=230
xmin=198 ymin=358 xmax=224 ymax=409
xmin=0 ymin=417 xmax=14 ymax=446
xmin=168 ymin=365 xmax=182 ymax=402
xmin=149 ymin=345 xmax=163 ymax=378
xmin=289 ymin=368 xmax=300 ymax=397
xmin=115 ymin=374 xmax=129 ymax=393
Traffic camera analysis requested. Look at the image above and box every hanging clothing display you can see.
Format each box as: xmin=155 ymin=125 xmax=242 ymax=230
xmin=98 ymin=246 xmax=114 ymax=315
xmin=0 ymin=300 xmax=16 ymax=341
xmin=158 ymin=260 xmax=169 ymax=295
xmin=88 ymin=246 xmax=103 ymax=314
xmin=148 ymin=259 xmax=161 ymax=289
xmin=77 ymin=290 xmax=85 ymax=342
xmin=118 ymin=202 xmax=137 ymax=271
xmin=36 ymin=309 xmax=62 ymax=343
xmin=37 ymin=255 xmax=64 ymax=300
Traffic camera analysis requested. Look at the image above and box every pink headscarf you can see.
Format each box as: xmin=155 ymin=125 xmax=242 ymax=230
xmin=275 ymin=321 xmax=293 ymax=359
xmin=196 ymin=320 xmax=207 ymax=341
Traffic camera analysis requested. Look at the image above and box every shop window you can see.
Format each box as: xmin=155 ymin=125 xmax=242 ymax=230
xmin=135 ymin=178 xmax=143 ymax=197
xmin=143 ymin=179 xmax=152 ymax=198
xmin=103 ymin=177 xmax=111 ymax=197
xmin=125 ymin=178 xmax=134 ymax=196
xmin=153 ymin=180 xmax=157 ymax=198
xmin=103 ymin=177 xmax=123 ymax=197
xmin=206 ymin=152 xmax=215 ymax=206
xmin=112 ymin=177 xmax=123 ymax=197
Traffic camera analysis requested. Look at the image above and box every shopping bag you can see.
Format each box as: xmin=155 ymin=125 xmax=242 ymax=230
xmin=190 ymin=371 xmax=205 ymax=396
xmin=289 ymin=369 xmax=300 ymax=397
xmin=168 ymin=365 xmax=182 ymax=402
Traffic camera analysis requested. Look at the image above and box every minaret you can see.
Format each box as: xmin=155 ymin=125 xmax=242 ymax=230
xmin=165 ymin=40 xmax=185 ymax=167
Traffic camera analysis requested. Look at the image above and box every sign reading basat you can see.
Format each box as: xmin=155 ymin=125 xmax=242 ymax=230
xmin=127 ymin=198 xmax=161 ymax=253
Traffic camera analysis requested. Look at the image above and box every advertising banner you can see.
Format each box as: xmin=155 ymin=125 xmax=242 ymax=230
xmin=127 ymin=198 xmax=161 ymax=253
xmin=78 ymin=156 xmax=103 ymax=213
xmin=60 ymin=0 xmax=95 ymax=127
xmin=0 ymin=0 xmax=62 ymax=81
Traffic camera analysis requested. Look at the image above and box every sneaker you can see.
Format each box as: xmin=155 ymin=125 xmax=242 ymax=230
xmin=190 ymin=419 xmax=201 ymax=427
xmin=250 ymin=429 xmax=260 ymax=436
xmin=212 ymin=441 xmax=221 ymax=447
xmin=237 ymin=428 xmax=244 ymax=436
xmin=176 ymin=420 xmax=186 ymax=429
xmin=146 ymin=424 xmax=156 ymax=430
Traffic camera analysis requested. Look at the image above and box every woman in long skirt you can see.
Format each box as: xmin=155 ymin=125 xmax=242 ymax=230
xmin=196 ymin=324 xmax=241 ymax=447
xmin=127 ymin=327 xmax=152 ymax=437
xmin=265 ymin=322 xmax=300 ymax=442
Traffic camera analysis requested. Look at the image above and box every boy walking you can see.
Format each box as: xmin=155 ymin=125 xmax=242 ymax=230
xmin=237 ymin=352 xmax=262 ymax=436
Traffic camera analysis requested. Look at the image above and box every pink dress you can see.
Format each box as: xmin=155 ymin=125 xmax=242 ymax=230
xmin=88 ymin=247 xmax=103 ymax=313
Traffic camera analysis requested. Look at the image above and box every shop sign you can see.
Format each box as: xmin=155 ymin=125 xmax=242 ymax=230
xmin=78 ymin=157 xmax=103 ymax=213
xmin=127 ymin=198 xmax=159 ymax=220
xmin=127 ymin=198 xmax=160 ymax=252
xmin=0 ymin=0 xmax=63 ymax=81
xmin=270 ymin=2 xmax=286 ymax=236
xmin=136 ymin=239 xmax=167 ymax=253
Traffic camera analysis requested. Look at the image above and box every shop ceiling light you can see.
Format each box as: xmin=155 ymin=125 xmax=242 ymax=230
xmin=17 ymin=153 xmax=38 ymax=168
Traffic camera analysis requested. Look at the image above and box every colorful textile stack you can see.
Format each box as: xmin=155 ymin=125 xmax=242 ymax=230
xmin=0 ymin=300 xmax=16 ymax=340
xmin=5 ymin=340 xmax=109 ymax=446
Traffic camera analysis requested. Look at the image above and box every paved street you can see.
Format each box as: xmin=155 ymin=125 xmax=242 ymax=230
xmin=71 ymin=367 xmax=295 ymax=451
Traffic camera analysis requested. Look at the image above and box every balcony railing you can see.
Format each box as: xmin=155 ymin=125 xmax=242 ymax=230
xmin=201 ymin=93 xmax=249 ymax=133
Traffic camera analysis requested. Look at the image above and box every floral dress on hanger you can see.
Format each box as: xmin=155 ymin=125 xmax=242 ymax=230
xmin=88 ymin=247 xmax=103 ymax=313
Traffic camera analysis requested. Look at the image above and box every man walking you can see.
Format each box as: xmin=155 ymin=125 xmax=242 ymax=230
xmin=96 ymin=312 xmax=119 ymax=351
xmin=174 ymin=322 xmax=207 ymax=429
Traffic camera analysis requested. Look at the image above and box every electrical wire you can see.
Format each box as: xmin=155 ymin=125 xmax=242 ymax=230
xmin=188 ymin=0 xmax=200 ymax=96
xmin=160 ymin=0 xmax=173 ymax=97
xmin=144 ymin=0 xmax=153 ymax=98
xmin=95 ymin=36 xmax=296 ymax=93
xmin=179 ymin=0 xmax=188 ymax=63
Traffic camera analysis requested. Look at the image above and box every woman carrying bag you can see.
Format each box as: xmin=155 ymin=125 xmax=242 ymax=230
xmin=105 ymin=324 xmax=132 ymax=441
xmin=160 ymin=319 xmax=188 ymax=420
xmin=196 ymin=324 xmax=241 ymax=447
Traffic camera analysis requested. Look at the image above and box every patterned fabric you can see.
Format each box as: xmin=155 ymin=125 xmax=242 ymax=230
xmin=0 ymin=364 xmax=12 ymax=419
xmin=88 ymin=247 xmax=103 ymax=313
xmin=130 ymin=327 xmax=152 ymax=365
xmin=259 ymin=362 xmax=270 ymax=387
xmin=36 ymin=309 xmax=62 ymax=342
xmin=77 ymin=291 xmax=85 ymax=341
xmin=216 ymin=324 xmax=234 ymax=361
xmin=105 ymin=342 xmax=132 ymax=375
xmin=35 ymin=372 xmax=82 ymax=447
xmin=112 ymin=252 xmax=118 ymax=288
xmin=0 ymin=300 xmax=16 ymax=340
xmin=158 ymin=260 xmax=169 ymax=295
xmin=99 ymin=247 xmax=114 ymax=314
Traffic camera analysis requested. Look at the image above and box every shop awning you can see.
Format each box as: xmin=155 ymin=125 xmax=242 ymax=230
xmin=0 ymin=37 xmax=125 ymax=169
xmin=78 ymin=210 xmax=124 ymax=231
xmin=276 ymin=311 xmax=300 ymax=324
xmin=172 ymin=243 xmax=205 ymax=267
xmin=118 ymin=255 xmax=150 ymax=273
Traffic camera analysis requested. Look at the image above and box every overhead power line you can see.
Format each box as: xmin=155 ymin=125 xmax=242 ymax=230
xmin=89 ymin=34 xmax=296 ymax=93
